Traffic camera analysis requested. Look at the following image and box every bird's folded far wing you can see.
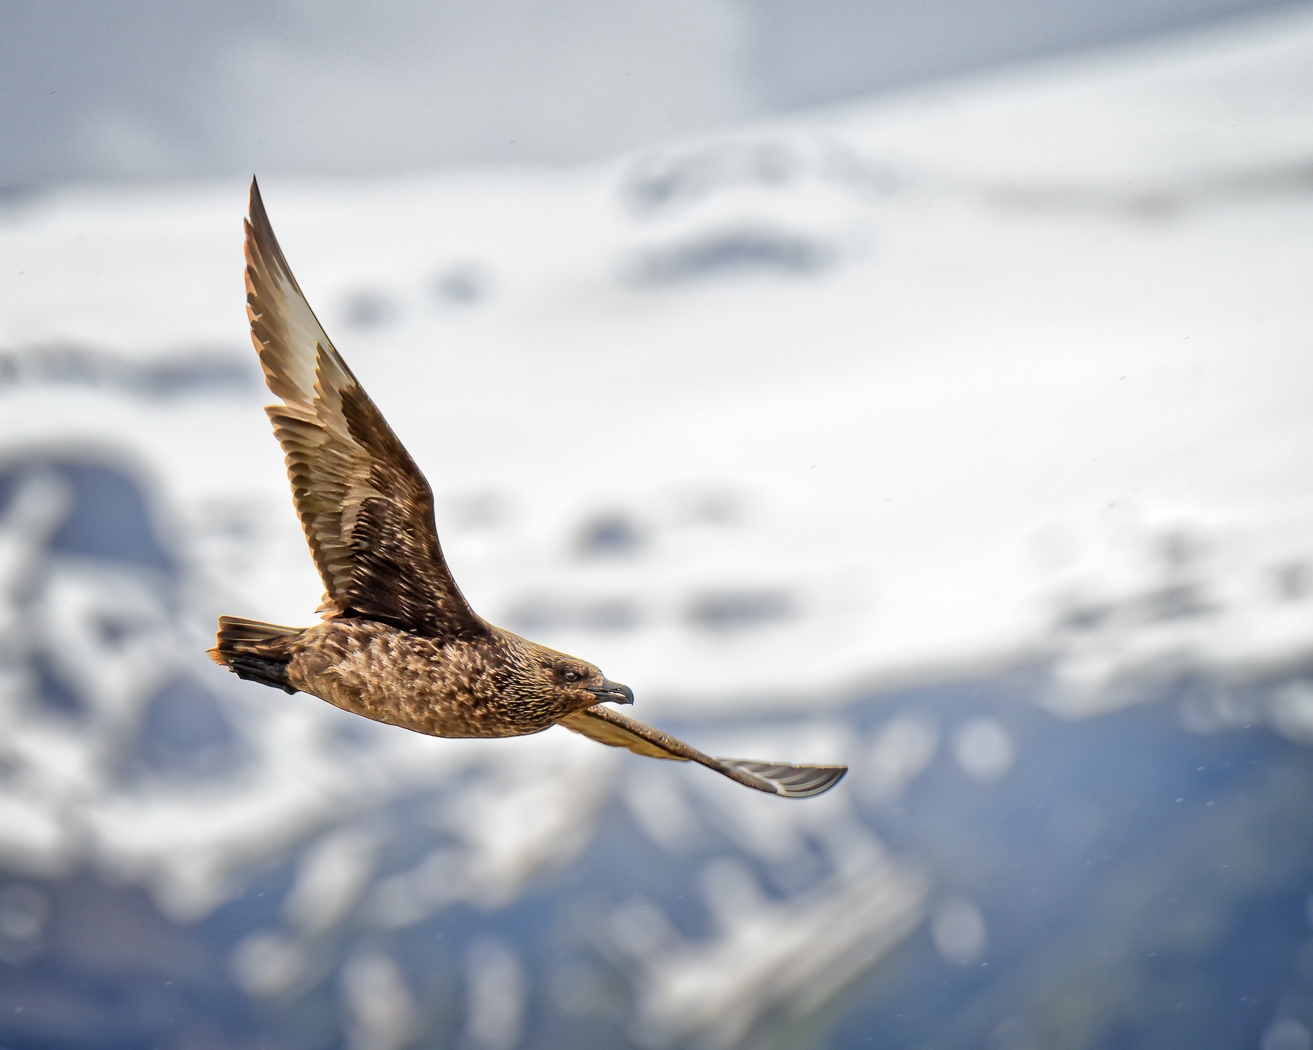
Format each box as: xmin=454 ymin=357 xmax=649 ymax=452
xmin=244 ymin=178 xmax=484 ymax=640
xmin=559 ymin=705 xmax=847 ymax=798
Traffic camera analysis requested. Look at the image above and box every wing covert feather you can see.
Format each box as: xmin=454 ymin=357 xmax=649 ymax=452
xmin=560 ymin=706 xmax=847 ymax=798
xmin=245 ymin=178 xmax=483 ymax=639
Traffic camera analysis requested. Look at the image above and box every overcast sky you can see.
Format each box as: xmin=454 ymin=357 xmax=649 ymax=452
xmin=0 ymin=0 xmax=1301 ymax=188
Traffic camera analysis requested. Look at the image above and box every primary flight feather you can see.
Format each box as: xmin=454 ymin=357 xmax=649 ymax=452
xmin=209 ymin=178 xmax=847 ymax=799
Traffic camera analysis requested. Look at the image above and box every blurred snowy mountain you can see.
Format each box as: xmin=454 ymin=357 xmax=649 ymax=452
xmin=1 ymin=0 xmax=1299 ymax=187
xmin=1 ymin=10 xmax=1312 ymax=1049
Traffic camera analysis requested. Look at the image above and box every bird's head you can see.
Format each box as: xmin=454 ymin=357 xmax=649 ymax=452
xmin=504 ymin=636 xmax=634 ymax=714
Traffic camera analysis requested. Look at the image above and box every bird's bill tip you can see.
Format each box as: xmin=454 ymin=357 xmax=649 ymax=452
xmin=587 ymin=679 xmax=634 ymax=705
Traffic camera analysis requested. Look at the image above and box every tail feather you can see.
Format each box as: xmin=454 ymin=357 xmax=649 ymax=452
xmin=209 ymin=615 xmax=301 ymax=694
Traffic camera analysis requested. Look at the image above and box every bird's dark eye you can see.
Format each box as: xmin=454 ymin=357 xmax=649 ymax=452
xmin=562 ymin=670 xmax=580 ymax=683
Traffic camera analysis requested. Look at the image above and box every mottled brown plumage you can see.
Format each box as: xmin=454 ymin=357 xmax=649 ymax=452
xmin=209 ymin=178 xmax=847 ymax=799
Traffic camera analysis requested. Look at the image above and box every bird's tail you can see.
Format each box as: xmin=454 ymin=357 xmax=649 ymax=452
xmin=208 ymin=615 xmax=301 ymax=694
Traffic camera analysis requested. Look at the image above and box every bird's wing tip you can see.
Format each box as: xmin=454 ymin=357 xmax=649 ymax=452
xmin=719 ymin=759 xmax=848 ymax=798
xmin=246 ymin=177 xmax=273 ymax=245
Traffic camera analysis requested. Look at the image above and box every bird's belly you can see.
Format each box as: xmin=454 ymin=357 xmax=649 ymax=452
xmin=286 ymin=621 xmax=552 ymax=739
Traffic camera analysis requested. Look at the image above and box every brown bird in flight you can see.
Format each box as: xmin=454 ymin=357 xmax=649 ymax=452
xmin=209 ymin=178 xmax=846 ymax=798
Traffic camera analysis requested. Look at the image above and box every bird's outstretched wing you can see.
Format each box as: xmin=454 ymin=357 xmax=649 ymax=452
xmin=560 ymin=705 xmax=847 ymax=798
xmin=244 ymin=178 xmax=484 ymax=640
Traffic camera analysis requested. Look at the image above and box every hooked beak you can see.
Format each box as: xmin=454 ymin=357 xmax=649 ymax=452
xmin=586 ymin=679 xmax=634 ymax=705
